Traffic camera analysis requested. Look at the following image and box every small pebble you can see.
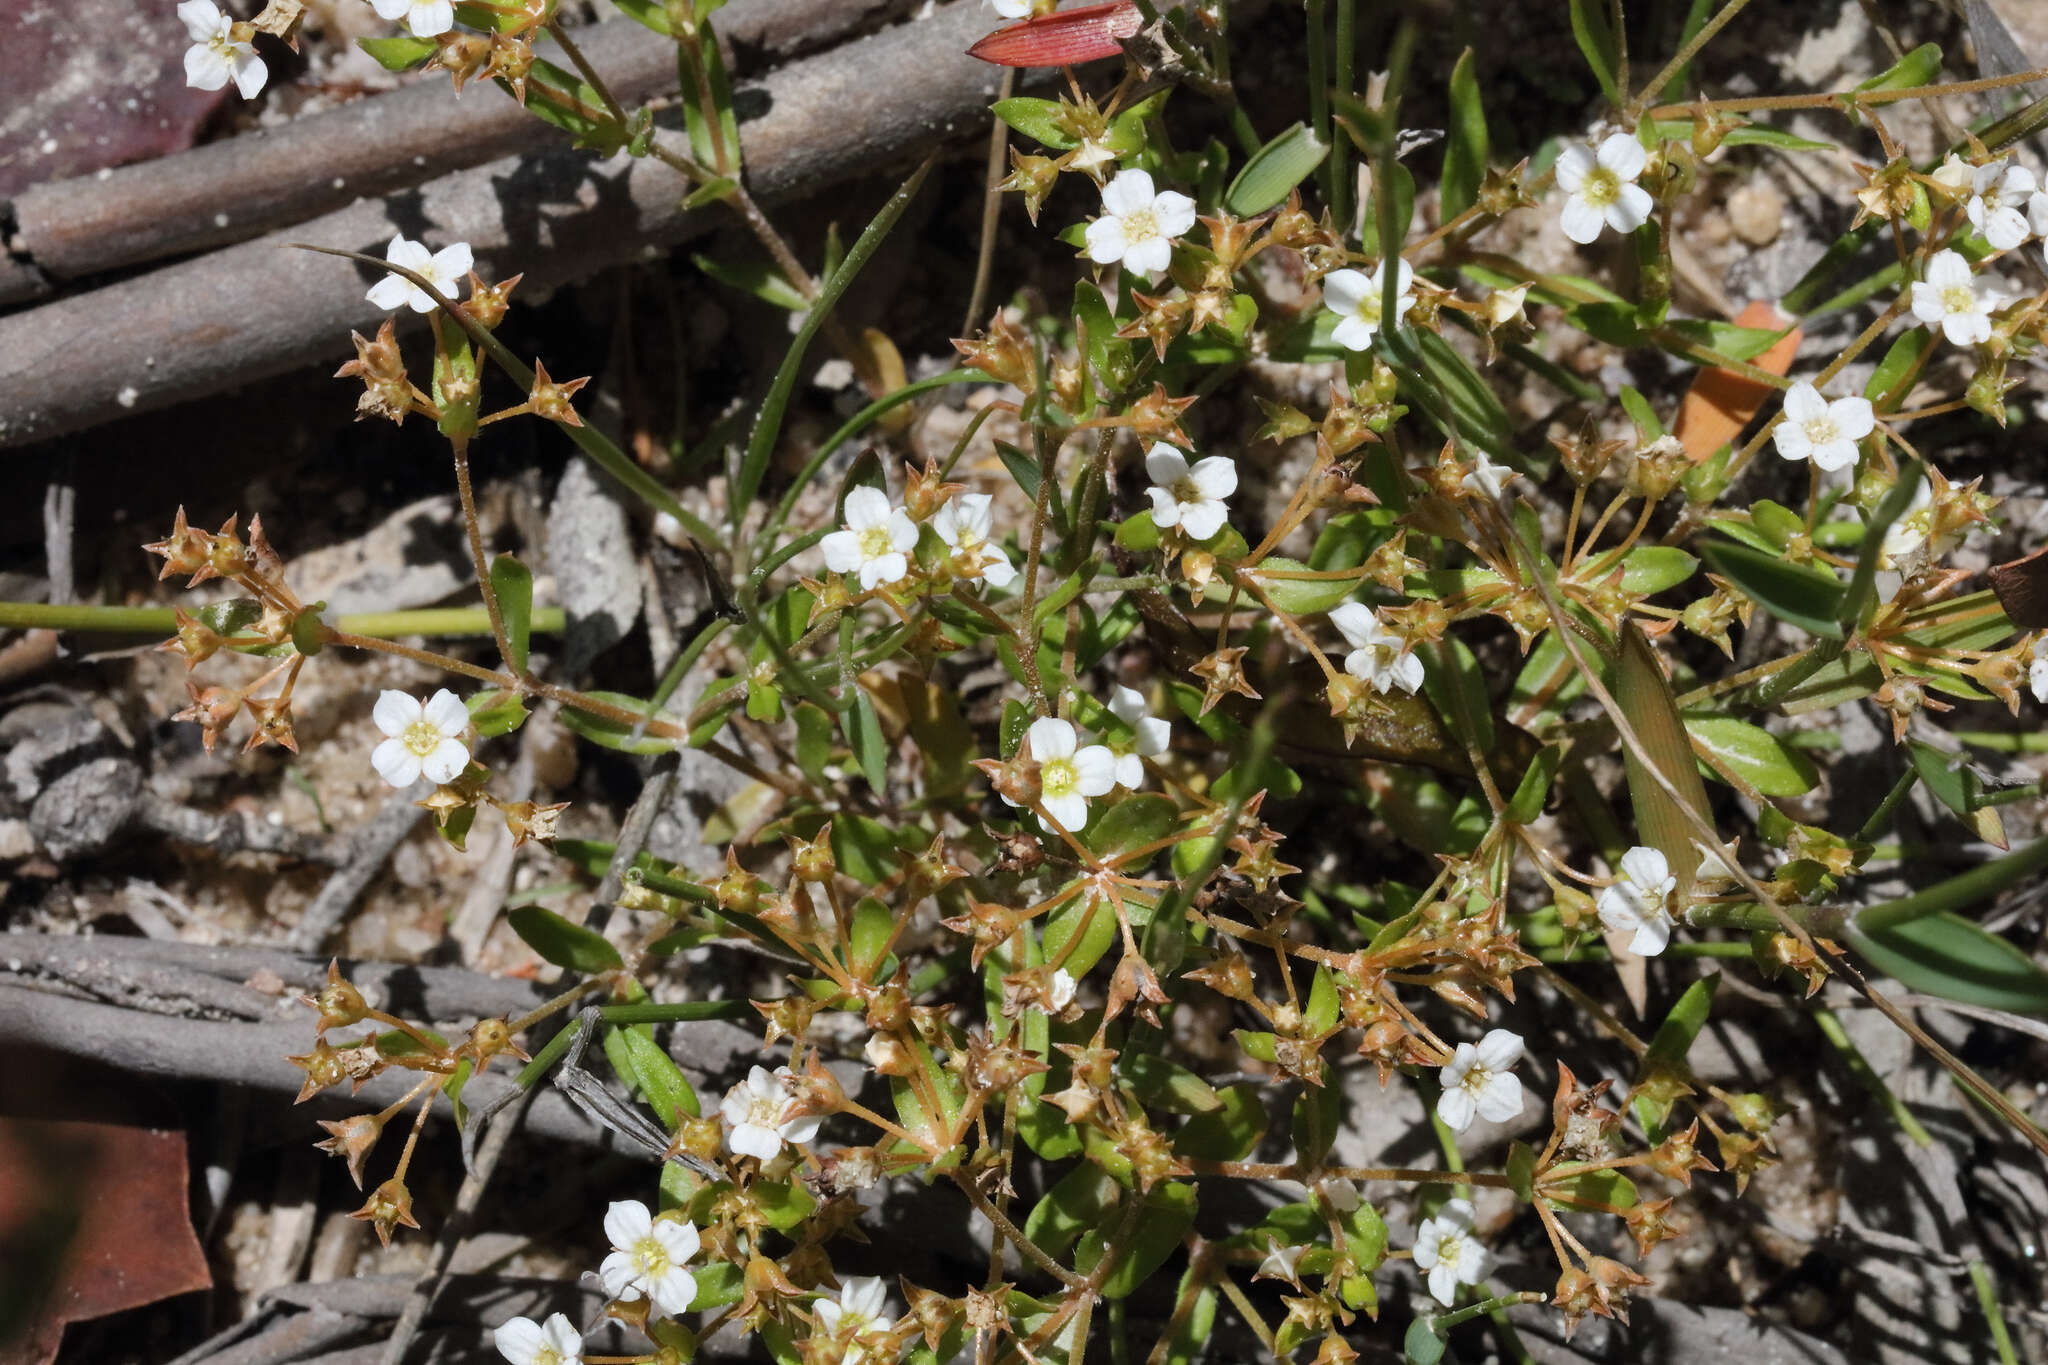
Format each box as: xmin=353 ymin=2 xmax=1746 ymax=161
xmin=1727 ymin=182 xmax=1784 ymax=247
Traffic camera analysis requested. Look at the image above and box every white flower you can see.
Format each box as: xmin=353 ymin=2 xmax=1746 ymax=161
xmin=370 ymin=688 xmax=470 ymax=787
xmin=988 ymin=0 xmax=1031 ymax=15
xmin=1880 ymin=477 xmax=1935 ymax=568
xmin=1321 ymin=260 xmax=1417 ymax=352
xmin=934 ymin=492 xmax=1015 ymax=589
xmin=1046 ymin=967 xmax=1077 ymax=1013
xmin=180 ymin=0 xmax=268 ymax=99
xmin=1412 ymin=1199 xmax=1489 ymax=1307
xmin=1771 ymin=381 xmax=1874 ymax=473
xmin=1328 ymin=603 xmax=1424 ymax=695
xmin=821 ymin=486 xmax=919 ymax=591
xmin=365 ymin=234 xmax=475 ymax=314
xmin=1554 ymin=133 xmax=1653 ymax=245
xmin=599 ymin=1200 xmax=700 ymax=1317
xmin=720 ymin=1065 xmax=822 ymax=1161
xmin=1461 ymin=451 xmax=1517 ymax=502
xmin=1435 ymin=1028 xmax=1524 ymax=1132
xmin=1001 ymin=717 xmax=1116 ymax=832
xmin=494 ymin=1313 xmax=582 ymax=1365
xmin=1910 ymin=249 xmax=2001 ymax=347
xmin=2029 ymin=188 xmax=2048 ymax=241
xmin=1596 ymin=845 xmax=1679 ymax=957
xmin=1968 ymin=160 xmax=2036 ymax=251
xmin=814 ymin=1276 xmax=894 ymax=1362
xmin=370 ymin=0 xmax=454 ymax=37
xmin=1084 ymin=169 xmax=1197 ymax=277
xmin=1144 ymin=444 xmax=1237 ymax=542
xmin=1255 ymin=1237 xmax=1305 ymax=1284
xmin=1106 ymin=684 xmax=1170 ymax=789
xmin=2031 ymin=638 xmax=2048 ymax=705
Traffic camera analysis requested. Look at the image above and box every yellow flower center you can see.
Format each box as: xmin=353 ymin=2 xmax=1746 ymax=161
xmin=1170 ymin=475 xmax=1204 ymax=505
xmin=401 ymin=718 xmax=444 ymax=758
xmin=631 ymin=1233 xmax=672 ymax=1280
xmin=1121 ymin=207 xmax=1160 ymax=243
xmin=1940 ymin=284 xmax=1977 ymax=315
xmin=1041 ymin=756 xmax=1079 ymax=798
xmin=1802 ymin=415 xmax=1838 ymax=446
xmin=1353 ymin=291 xmax=1384 ymax=326
xmin=1579 ymin=167 xmax=1620 ymax=209
xmin=857 ymin=525 xmax=896 ymax=559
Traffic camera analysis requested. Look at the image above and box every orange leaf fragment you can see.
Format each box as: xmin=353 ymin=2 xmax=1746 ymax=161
xmin=1671 ymin=299 xmax=1802 ymax=463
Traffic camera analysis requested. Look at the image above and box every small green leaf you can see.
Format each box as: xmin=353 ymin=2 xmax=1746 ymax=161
xmin=1686 ymin=715 xmax=1819 ymax=796
xmin=1698 ymin=539 xmax=1845 ymax=639
xmin=1084 ymin=1182 xmax=1197 ymax=1299
xmin=1545 ymin=1166 xmax=1638 ymax=1212
xmin=1505 ymin=1141 xmax=1537 ymax=1201
xmin=1505 ymin=745 xmax=1564 ymax=824
xmin=1865 ymin=326 xmax=1934 ymax=410
xmin=519 ymin=58 xmax=627 ymax=151
xmin=613 ymin=1024 xmax=700 ymax=1124
xmin=1856 ymin=41 xmax=1942 ymax=93
xmin=1631 ymin=973 xmax=1716 ymax=1136
xmin=1356 ymin=163 xmax=1417 ymax=259
xmin=1290 ymin=1072 xmax=1342 ymax=1166
xmin=435 ymin=803 xmax=477 ymax=852
xmin=993 ymin=96 xmax=1079 ymax=149
xmin=561 ymin=691 xmax=678 ymax=754
xmin=846 ymin=689 xmax=888 ymax=793
xmin=507 ymin=905 xmax=623 ymax=973
xmin=1441 ymin=47 xmax=1489 ymax=218
xmin=1074 ymin=280 xmax=1132 ymax=391
xmin=442 ymin=1057 xmax=473 ymax=1130
xmin=1024 ymin=1164 xmax=1118 ymax=1258
xmin=1616 ymin=546 xmax=1697 ymax=596
xmin=1404 ymin=1318 xmax=1448 ymax=1365
xmin=1613 ymin=624 xmax=1714 ymax=904
xmin=1419 ymin=636 xmax=1494 ymax=754
xmin=466 ymin=689 xmax=529 ymax=738
xmin=489 ymin=554 xmax=533 ymax=673
xmin=1225 ymin=123 xmax=1330 ymax=216
xmin=1849 ymin=912 xmax=2048 ymax=1013
xmin=1086 ymin=793 xmax=1178 ymax=859
xmin=1248 ymin=559 xmax=1367 ymax=615
xmin=678 ymin=17 xmax=742 ymax=175
xmin=847 ymin=896 xmax=897 ymax=979
xmin=357 ymin=34 xmax=436 ymax=70
xmin=1123 ymin=1053 xmax=1222 ymax=1115
xmin=693 ymin=253 xmax=809 ymax=311
xmin=1617 ymin=385 xmax=1663 ymax=441
xmin=1567 ymin=0 xmax=1623 ymax=104
xmin=1174 ymin=1083 xmax=1267 ymax=1160
xmin=752 ymin=1180 xmax=817 ymax=1231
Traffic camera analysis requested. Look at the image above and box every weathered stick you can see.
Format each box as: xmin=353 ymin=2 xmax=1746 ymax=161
xmin=3 ymin=0 xmax=913 ymax=287
xmin=0 ymin=0 xmax=1026 ymax=449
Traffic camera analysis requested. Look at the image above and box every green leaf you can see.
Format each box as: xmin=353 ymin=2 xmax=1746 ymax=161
xmin=435 ymin=803 xmax=476 ymax=852
xmin=466 ymin=689 xmax=529 ymax=738
xmin=613 ymin=1025 xmax=700 ymax=1125
xmin=1124 ymin=1053 xmax=1222 ymax=1115
xmin=1567 ymin=0 xmax=1623 ymax=104
xmin=609 ymin=0 xmax=672 ymax=31
xmin=1647 ymin=118 xmax=1833 ymax=151
xmin=678 ymin=17 xmax=742 ymax=176
xmin=1174 ymin=1084 xmax=1267 ymax=1160
xmin=1545 ymin=1167 xmax=1638 ymax=1212
xmin=1419 ymin=637 xmax=1494 ymax=754
xmin=996 ymin=441 xmax=1042 ymax=503
xmin=1613 ymin=624 xmax=1714 ymax=902
xmin=1864 ymin=327 xmax=1934 ymax=410
xmin=488 ymin=554 xmax=533 ymax=673
xmin=1074 ymin=280 xmax=1132 ymax=392
xmin=1080 ymin=1182 xmax=1197 ymax=1298
xmin=1225 ymin=123 xmax=1330 ymax=216
xmin=753 ymin=1180 xmax=817 ymax=1231
xmin=1290 ymin=1071 xmax=1342 ymax=1167
xmin=1380 ymin=325 xmax=1517 ymax=460
xmin=1025 ymin=1165 xmax=1117 ymax=1259
xmin=1617 ymin=384 xmax=1663 ymax=441
xmin=1404 ymin=1319 xmax=1448 ymax=1365
xmin=1849 ymin=913 xmax=2048 ymax=1013
xmin=1839 ymin=460 xmax=1924 ymax=632
xmin=1247 ymin=558 xmax=1366 ymax=615
xmin=1616 ymin=546 xmax=1697 ymax=596
xmin=1086 ymin=793 xmax=1178 ymax=859
xmin=1698 ymin=539 xmax=1845 ymax=639
xmin=519 ymin=58 xmax=626 ymax=152
xmin=1505 ymin=1141 xmax=1537 ymax=1201
xmin=1632 ymin=972 xmax=1716 ymax=1136
xmin=442 ymin=1057 xmax=473 ymax=1130
xmin=830 ymin=814 xmax=904 ymax=885
xmin=687 ymin=1260 xmax=745 ymax=1313
xmin=1506 ymin=745 xmax=1564 ymax=824
xmin=1044 ymin=887 xmax=1117 ymax=978
xmin=693 ymin=253 xmax=809 ymax=311
xmin=561 ymin=691 xmax=679 ymax=754
xmin=1686 ymin=715 xmax=1819 ymax=796
xmin=507 ymin=905 xmax=623 ymax=973
xmin=1856 ymin=41 xmax=1942 ymax=92
xmin=845 ymin=688 xmax=888 ymax=793
xmin=358 ymin=34 xmax=436 ymax=70
xmin=993 ymin=96 xmax=1079 ymax=149
xmin=1441 ymin=47 xmax=1489 ymax=218
xmin=847 ymin=896 xmax=897 ymax=979
xmin=1356 ymin=163 xmax=1417 ymax=259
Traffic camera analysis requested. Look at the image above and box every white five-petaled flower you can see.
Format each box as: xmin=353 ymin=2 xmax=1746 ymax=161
xmin=1255 ymin=1237 xmax=1306 ymax=1285
xmin=1910 ymin=249 xmax=2001 ymax=347
xmin=1144 ymin=444 xmax=1237 ymax=542
xmin=1596 ymin=845 xmax=1680 ymax=957
xmin=1461 ymin=451 xmax=1517 ymax=502
xmin=821 ymin=486 xmax=919 ymax=591
xmin=179 ymin=0 xmax=268 ymax=98
xmin=1880 ymin=477 xmax=1935 ymax=569
xmin=1004 ymin=717 xmax=1116 ymax=832
xmin=1968 ymin=160 xmax=2037 ymax=252
xmin=721 ymin=1065 xmax=823 ymax=1161
xmin=814 ymin=1276 xmax=894 ymax=1363
xmin=599 ymin=1200 xmax=700 ymax=1317
xmin=493 ymin=1312 xmax=582 ymax=1365
xmin=1412 ymin=1198 xmax=1489 ymax=1307
xmin=365 ymin=234 xmax=475 ymax=314
xmin=933 ymin=492 xmax=1016 ymax=589
xmin=1435 ymin=1028 xmax=1525 ymax=1132
xmin=370 ymin=0 xmax=454 ymax=37
xmin=1106 ymin=684 xmax=1170 ymax=789
xmin=1084 ymin=169 xmax=1197 ymax=277
xmin=1321 ymin=260 xmax=1417 ymax=352
xmin=1554 ymin=133 xmax=1653 ymax=245
xmin=370 ymin=688 xmax=470 ymax=787
xmin=1771 ymin=381 xmax=1874 ymax=473
xmin=1328 ymin=603 xmax=1425 ymax=695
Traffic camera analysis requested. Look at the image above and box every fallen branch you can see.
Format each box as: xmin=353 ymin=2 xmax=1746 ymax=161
xmin=0 ymin=0 xmax=1032 ymax=448
xmin=3 ymin=0 xmax=915 ymax=288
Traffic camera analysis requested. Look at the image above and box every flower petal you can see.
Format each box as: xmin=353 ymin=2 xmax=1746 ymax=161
xmin=605 ymin=1199 xmax=653 ymax=1250
xmin=1474 ymin=1071 xmax=1524 ymax=1122
xmin=1474 ymin=1028 xmax=1524 ymax=1070
xmin=1434 ymin=1086 xmax=1477 ymax=1132
xmin=1559 ymin=195 xmax=1606 ymax=244
xmin=1144 ymin=442 xmax=1190 ymax=486
xmin=231 ymin=49 xmax=268 ymax=99
xmin=1041 ymin=793 xmax=1087 ymax=831
xmin=1176 ymin=499 xmax=1226 ymax=542
xmin=1152 ymin=189 xmax=1197 ymax=238
xmin=1100 ymin=168 xmax=1155 ymax=216
xmin=1925 ymin=249 xmax=1971 ymax=288
xmin=1321 ymin=268 xmax=1368 ymax=315
xmin=1780 ymin=381 xmax=1825 ymax=423
xmin=1595 ymin=132 xmax=1646 ymax=179
xmin=373 ymin=690 xmax=422 ymax=736
xmin=1084 ymin=216 xmax=1127 ymax=265
xmin=1027 ymin=716 xmax=1078 ymax=760
xmin=431 ymin=240 xmax=473 ymax=281
xmin=1617 ymin=845 xmax=1668 ymax=888
xmin=1189 ymin=455 xmax=1238 ymax=500
xmin=493 ymin=1316 xmax=544 ymax=1365
xmin=842 ymin=484 xmax=891 ymax=531
xmin=422 ymin=737 xmax=470 ymax=785
xmin=177 ymin=0 xmax=222 ymax=40
xmin=372 ymin=739 xmax=422 ymax=788
xmin=821 ymin=529 xmax=863 ymax=573
xmin=1330 ymin=316 xmax=1376 ymax=352
xmin=729 ymin=1122 xmax=782 ymax=1160
xmin=1607 ymin=182 xmax=1653 ymax=234
xmin=408 ymin=0 xmax=454 ymax=35
xmin=1553 ymin=144 xmax=1593 ymax=193
xmin=1145 ymin=486 xmax=1183 ymax=527
xmin=885 ymin=508 xmax=919 ymax=552
xmin=1126 ymin=233 xmax=1172 ymax=277
xmin=184 ymin=44 xmax=230 ymax=90
xmin=1070 ymin=744 xmax=1116 ymax=796
xmin=422 ymin=688 xmax=468 ymax=736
